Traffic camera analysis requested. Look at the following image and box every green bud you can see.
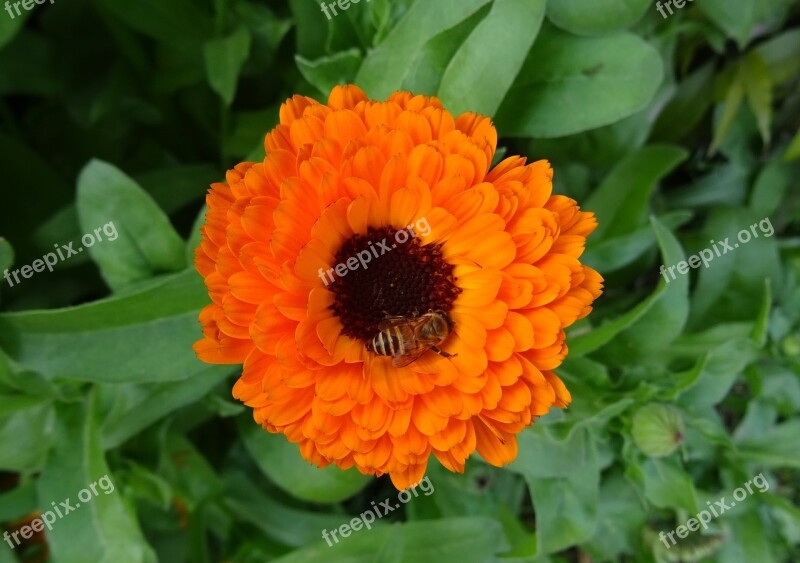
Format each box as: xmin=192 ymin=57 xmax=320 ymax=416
xmin=781 ymin=334 xmax=800 ymax=357
xmin=632 ymin=404 xmax=684 ymax=458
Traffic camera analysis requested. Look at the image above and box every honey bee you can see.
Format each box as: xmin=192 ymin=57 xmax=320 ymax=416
xmin=366 ymin=310 xmax=456 ymax=368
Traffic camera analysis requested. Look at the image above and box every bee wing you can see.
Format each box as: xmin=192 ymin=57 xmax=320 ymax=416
xmin=377 ymin=315 xmax=415 ymax=331
xmin=392 ymin=348 xmax=428 ymax=368
xmin=386 ymin=324 xmax=426 ymax=368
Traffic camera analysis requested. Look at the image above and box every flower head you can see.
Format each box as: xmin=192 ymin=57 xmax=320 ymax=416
xmin=194 ymin=85 xmax=603 ymax=489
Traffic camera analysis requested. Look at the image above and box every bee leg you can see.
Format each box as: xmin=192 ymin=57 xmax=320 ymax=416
xmin=431 ymin=345 xmax=457 ymax=359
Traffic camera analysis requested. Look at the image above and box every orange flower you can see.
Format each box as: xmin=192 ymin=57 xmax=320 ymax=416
xmin=194 ymin=85 xmax=603 ymax=489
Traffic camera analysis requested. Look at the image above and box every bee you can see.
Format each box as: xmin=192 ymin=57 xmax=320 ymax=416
xmin=366 ymin=310 xmax=456 ymax=368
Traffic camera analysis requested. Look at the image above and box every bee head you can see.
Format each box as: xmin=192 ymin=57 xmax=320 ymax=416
xmin=433 ymin=310 xmax=454 ymax=331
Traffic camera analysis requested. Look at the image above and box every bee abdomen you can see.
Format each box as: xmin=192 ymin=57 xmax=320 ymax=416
xmin=368 ymin=329 xmax=402 ymax=356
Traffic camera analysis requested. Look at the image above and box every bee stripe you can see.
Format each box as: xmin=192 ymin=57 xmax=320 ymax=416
xmin=393 ymin=326 xmax=406 ymax=356
xmin=373 ymin=335 xmax=385 ymax=355
xmin=384 ymin=328 xmax=394 ymax=356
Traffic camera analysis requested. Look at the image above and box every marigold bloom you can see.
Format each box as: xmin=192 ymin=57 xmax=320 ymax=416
xmin=194 ymin=85 xmax=603 ymax=489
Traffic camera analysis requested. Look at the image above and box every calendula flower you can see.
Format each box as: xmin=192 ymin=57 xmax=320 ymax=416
xmin=194 ymin=85 xmax=603 ymax=489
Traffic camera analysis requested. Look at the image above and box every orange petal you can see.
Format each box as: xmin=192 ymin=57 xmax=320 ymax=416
xmin=474 ymin=417 xmax=517 ymax=467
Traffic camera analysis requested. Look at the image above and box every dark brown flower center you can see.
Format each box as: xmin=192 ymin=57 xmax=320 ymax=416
xmin=328 ymin=226 xmax=461 ymax=342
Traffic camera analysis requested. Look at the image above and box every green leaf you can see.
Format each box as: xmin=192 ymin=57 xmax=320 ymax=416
xmin=224 ymin=107 xmax=278 ymax=160
xmin=510 ymin=424 xmax=593 ymax=479
xmin=735 ymin=419 xmax=800 ymax=468
xmin=641 ymin=457 xmax=698 ymax=513
xmin=582 ymin=210 xmax=693 ymax=273
xmin=0 ymin=542 xmax=14 ymax=563
xmin=568 ymin=284 xmax=664 ymax=357
xmin=586 ymin=145 xmax=688 ymax=240
xmin=546 ymin=0 xmax=650 ymax=36
xmin=585 ymin=472 xmax=647 ymax=560
xmin=401 ymin=5 xmax=491 ymax=94
xmin=186 ymin=205 xmax=207 ymax=266
xmin=0 ymin=31 xmax=60 ymax=96
xmin=289 ymin=0 xmax=329 ymax=59
xmin=0 ymin=350 xmax=54 ymax=397
xmin=716 ymin=511 xmax=778 ymax=562
xmin=239 ymin=418 xmax=370 ymax=503
xmin=203 ymin=392 xmax=246 ymax=418
xmin=76 ymin=160 xmax=186 ymax=291
xmin=697 ymin=0 xmax=793 ymax=48
xmin=135 ymin=164 xmax=219 ymax=215
xmin=236 ymin=2 xmax=292 ymax=69
xmin=661 ymin=160 xmax=751 ymax=209
xmin=0 ymin=394 xmax=54 ymax=472
xmin=762 ymin=492 xmax=800 ymax=546
xmin=689 ymin=209 xmax=781 ymax=326
xmin=513 ymin=426 xmax=599 ymax=554
xmin=224 ymin=471 xmax=360 ymax=548
xmin=698 ymin=0 xmax=756 ymax=46
xmin=121 ymin=463 xmax=173 ymax=511
xmin=752 ymin=28 xmax=800 ymax=84
xmin=296 ymin=49 xmax=363 ymax=97
xmin=0 ymin=479 xmax=37 ymax=523
xmin=525 ymin=466 xmax=598 ymax=555
xmin=743 ymin=53 xmax=773 ymax=147
xmin=754 ymin=27 xmax=800 ymax=85
xmin=651 ymin=62 xmax=716 ymax=143
xmin=749 ymin=158 xmax=791 ymax=217
xmin=437 ymin=0 xmax=547 ymax=116
xmin=676 ymin=338 xmax=760 ymax=409
xmin=272 ymin=516 xmax=508 ymax=562
xmin=30 ymin=206 xmax=87 ymax=270
xmin=158 ymin=433 xmax=224 ymax=509
xmin=601 ymin=216 xmax=690 ymax=359
xmin=37 ymin=395 xmax=156 ymax=563
xmin=0 ymin=238 xmax=13 ymax=284
xmin=758 ymin=363 xmax=800 ymax=415
xmin=100 ymin=364 xmax=232 ymax=449
xmin=709 ymin=65 xmax=746 ymax=155
xmin=750 ymin=278 xmax=772 ymax=347
xmin=785 ymin=127 xmax=800 ymax=161
xmin=323 ymin=1 xmax=371 ymax=55
xmin=0 ymin=7 xmax=30 ymax=50
xmin=0 ymin=269 xmax=212 ymax=383
xmin=94 ymin=0 xmax=214 ymax=51
xmin=406 ymin=462 xmax=519 ymax=521
xmin=204 ymin=27 xmax=252 ymax=106
xmin=356 ymin=0 xmax=493 ymax=98
xmin=0 ymin=132 xmax=71 ymax=259
xmin=495 ymin=25 xmax=663 ymax=137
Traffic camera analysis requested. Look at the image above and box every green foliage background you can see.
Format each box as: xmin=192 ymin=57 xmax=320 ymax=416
xmin=0 ymin=0 xmax=799 ymax=561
